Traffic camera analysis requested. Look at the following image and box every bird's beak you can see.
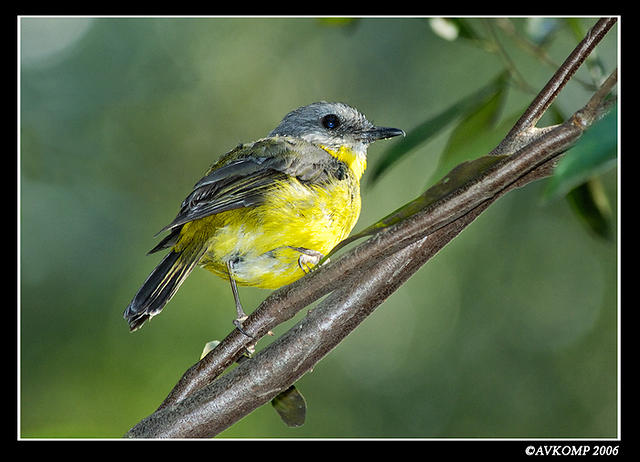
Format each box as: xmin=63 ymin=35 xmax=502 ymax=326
xmin=361 ymin=126 xmax=405 ymax=142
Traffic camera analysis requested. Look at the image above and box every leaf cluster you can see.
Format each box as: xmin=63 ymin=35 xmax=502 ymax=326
xmin=370 ymin=18 xmax=617 ymax=240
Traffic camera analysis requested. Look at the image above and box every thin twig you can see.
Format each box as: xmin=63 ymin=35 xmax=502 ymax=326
xmin=494 ymin=18 xmax=598 ymax=92
xmin=483 ymin=19 xmax=537 ymax=94
xmin=494 ymin=17 xmax=616 ymax=153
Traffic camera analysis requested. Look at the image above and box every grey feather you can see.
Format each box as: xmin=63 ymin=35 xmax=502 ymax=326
xmin=154 ymin=136 xmax=346 ymax=236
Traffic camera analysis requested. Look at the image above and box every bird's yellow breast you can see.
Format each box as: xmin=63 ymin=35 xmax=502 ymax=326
xmin=177 ymin=169 xmax=361 ymax=289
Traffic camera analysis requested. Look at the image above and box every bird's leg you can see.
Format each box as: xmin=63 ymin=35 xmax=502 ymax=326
xmin=226 ymin=260 xmax=253 ymax=338
xmin=289 ymin=247 xmax=326 ymax=273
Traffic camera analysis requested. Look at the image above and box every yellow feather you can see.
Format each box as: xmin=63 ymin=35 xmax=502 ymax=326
xmin=177 ymin=164 xmax=361 ymax=289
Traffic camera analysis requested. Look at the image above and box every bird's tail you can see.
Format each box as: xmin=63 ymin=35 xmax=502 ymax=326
xmin=123 ymin=247 xmax=202 ymax=331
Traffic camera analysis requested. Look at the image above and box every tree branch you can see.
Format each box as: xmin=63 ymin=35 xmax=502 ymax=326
xmin=125 ymin=17 xmax=617 ymax=438
xmin=494 ymin=17 xmax=616 ymax=153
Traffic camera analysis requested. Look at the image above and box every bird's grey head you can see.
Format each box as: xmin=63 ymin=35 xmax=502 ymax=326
xmin=268 ymin=102 xmax=404 ymax=152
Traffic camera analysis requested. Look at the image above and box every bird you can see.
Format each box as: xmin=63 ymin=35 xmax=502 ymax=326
xmin=123 ymin=101 xmax=404 ymax=332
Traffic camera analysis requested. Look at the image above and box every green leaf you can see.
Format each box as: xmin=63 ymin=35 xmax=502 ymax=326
xmin=448 ymin=18 xmax=483 ymax=41
xmin=427 ymin=82 xmax=517 ymax=186
xmin=271 ymin=385 xmax=307 ymax=427
xmin=369 ymin=73 xmax=507 ymax=184
xmin=317 ymin=18 xmax=359 ymax=28
xmin=565 ymin=178 xmax=613 ymax=240
xmin=543 ymin=105 xmax=617 ymax=201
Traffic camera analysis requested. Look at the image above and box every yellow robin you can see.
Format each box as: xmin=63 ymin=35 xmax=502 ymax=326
xmin=123 ymin=102 xmax=404 ymax=331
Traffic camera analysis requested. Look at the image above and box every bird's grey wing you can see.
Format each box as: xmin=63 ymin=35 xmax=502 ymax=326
xmin=149 ymin=137 xmax=344 ymax=253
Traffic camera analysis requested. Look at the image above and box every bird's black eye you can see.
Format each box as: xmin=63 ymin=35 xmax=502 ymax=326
xmin=321 ymin=114 xmax=341 ymax=130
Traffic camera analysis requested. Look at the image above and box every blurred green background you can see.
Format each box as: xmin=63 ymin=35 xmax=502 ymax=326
xmin=19 ymin=17 xmax=618 ymax=438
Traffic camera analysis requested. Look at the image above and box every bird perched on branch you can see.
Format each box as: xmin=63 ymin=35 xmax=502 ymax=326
xmin=123 ymin=102 xmax=404 ymax=332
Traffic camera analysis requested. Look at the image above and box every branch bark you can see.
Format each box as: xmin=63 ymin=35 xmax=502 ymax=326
xmin=125 ymin=17 xmax=617 ymax=438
